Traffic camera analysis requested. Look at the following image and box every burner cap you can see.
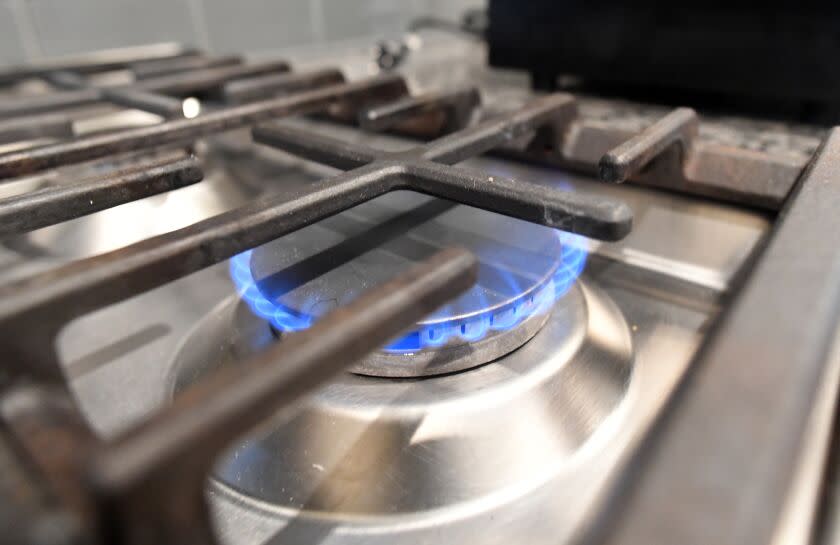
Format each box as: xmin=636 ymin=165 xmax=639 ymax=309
xmin=230 ymin=191 xmax=587 ymax=376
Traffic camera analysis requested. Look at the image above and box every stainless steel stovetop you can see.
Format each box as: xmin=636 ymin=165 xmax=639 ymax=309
xmin=0 ymin=35 xmax=835 ymax=545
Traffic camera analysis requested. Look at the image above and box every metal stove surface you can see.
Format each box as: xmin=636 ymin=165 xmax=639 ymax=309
xmin=7 ymin=132 xmax=768 ymax=544
xmin=0 ymin=37 xmax=772 ymax=545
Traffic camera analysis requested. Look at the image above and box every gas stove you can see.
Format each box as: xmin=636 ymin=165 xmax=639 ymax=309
xmin=0 ymin=34 xmax=837 ymax=545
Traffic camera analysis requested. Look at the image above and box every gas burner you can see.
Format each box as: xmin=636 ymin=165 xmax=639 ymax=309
xmin=167 ymin=274 xmax=632 ymax=524
xmin=229 ymin=191 xmax=588 ymax=377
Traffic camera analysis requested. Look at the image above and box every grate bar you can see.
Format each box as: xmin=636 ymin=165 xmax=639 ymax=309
xmin=420 ymin=94 xmax=576 ymax=164
xmin=254 ymin=121 xmax=381 ymax=169
xmin=404 ymin=160 xmax=629 ymax=240
xmin=256 ymin=94 xmax=577 ymax=167
xmin=0 ymin=74 xmax=408 ymax=180
xmin=0 ymin=89 xmax=101 ymax=119
xmin=129 ymin=54 xmax=243 ymax=80
xmin=130 ymin=60 xmax=289 ymax=97
xmin=100 ymin=88 xmax=186 ymax=118
xmin=255 ymin=113 xmax=629 ymax=240
xmin=599 ymin=107 xmax=699 ymax=183
xmin=222 ymin=68 xmax=346 ymax=103
xmin=359 ymin=87 xmax=480 ymax=133
xmin=0 ymin=60 xmax=291 ymax=119
xmin=43 ymin=70 xmax=186 ymax=118
xmin=0 ymin=45 xmax=197 ymax=86
xmin=40 ymin=70 xmax=87 ymax=89
xmin=0 ymin=154 xmax=202 ymax=237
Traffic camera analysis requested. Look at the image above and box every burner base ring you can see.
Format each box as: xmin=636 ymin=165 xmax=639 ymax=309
xmin=346 ymin=281 xmax=555 ymax=377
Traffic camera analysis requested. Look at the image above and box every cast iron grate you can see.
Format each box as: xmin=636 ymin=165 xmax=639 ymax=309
xmin=0 ymin=46 xmax=632 ymax=545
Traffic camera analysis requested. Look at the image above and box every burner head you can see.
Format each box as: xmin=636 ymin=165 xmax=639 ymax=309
xmin=229 ymin=191 xmax=588 ymax=376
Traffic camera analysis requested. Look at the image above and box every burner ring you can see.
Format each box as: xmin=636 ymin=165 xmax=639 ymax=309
xmin=231 ymin=192 xmax=589 ymax=376
xmin=353 ymin=279 xmax=556 ymax=377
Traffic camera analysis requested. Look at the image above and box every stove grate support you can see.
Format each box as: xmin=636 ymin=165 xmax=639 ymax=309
xmin=129 ymin=54 xmax=243 ymax=80
xmin=222 ymin=68 xmax=347 ymax=104
xmin=358 ymin=86 xmax=481 ymax=135
xmin=361 ymin=93 xmax=808 ymax=210
xmin=0 ymin=152 xmax=202 ymax=237
xmin=0 ymin=44 xmax=198 ymax=86
xmin=0 ymin=91 xmax=631 ymax=387
xmin=0 ymin=248 xmax=476 ymax=545
xmin=0 ymin=50 xmax=638 ymax=545
xmin=0 ymin=74 xmax=408 ymax=179
xmin=0 ymin=60 xmax=292 ymax=120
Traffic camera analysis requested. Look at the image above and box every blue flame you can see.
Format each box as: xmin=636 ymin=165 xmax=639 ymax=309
xmin=229 ymin=230 xmax=588 ymax=352
xmin=230 ymin=251 xmax=312 ymax=332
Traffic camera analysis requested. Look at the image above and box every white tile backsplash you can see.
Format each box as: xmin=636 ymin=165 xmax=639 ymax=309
xmin=320 ymin=0 xmax=427 ymax=42
xmin=0 ymin=1 xmax=29 ymax=66
xmin=202 ymin=0 xmax=319 ymax=53
xmin=26 ymin=0 xmax=198 ymax=57
xmin=0 ymin=0 xmax=486 ymax=64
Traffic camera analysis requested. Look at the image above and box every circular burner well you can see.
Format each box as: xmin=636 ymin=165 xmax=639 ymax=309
xmin=166 ymin=280 xmax=633 ymax=520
